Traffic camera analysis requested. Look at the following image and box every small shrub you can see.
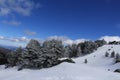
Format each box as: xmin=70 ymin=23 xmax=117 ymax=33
xmin=93 ymin=55 xmax=96 ymax=57
xmin=108 ymin=69 xmax=110 ymax=71
xmin=105 ymin=52 xmax=109 ymax=57
xmin=84 ymin=59 xmax=88 ymax=64
xmin=108 ymin=49 xmax=111 ymax=51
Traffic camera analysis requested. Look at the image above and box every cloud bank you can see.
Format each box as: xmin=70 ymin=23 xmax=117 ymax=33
xmin=0 ymin=0 xmax=40 ymax=27
xmin=1 ymin=35 xmax=120 ymax=47
xmin=48 ymin=36 xmax=88 ymax=45
xmin=0 ymin=36 xmax=29 ymax=47
xmin=24 ymin=30 xmax=37 ymax=36
xmin=0 ymin=36 xmax=29 ymax=42
xmin=0 ymin=0 xmax=39 ymax=16
xmin=2 ymin=20 xmax=21 ymax=26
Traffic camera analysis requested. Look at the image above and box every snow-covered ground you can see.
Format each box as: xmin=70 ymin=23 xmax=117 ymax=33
xmin=0 ymin=45 xmax=120 ymax=80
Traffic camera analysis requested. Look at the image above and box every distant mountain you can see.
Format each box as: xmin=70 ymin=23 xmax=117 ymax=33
xmin=0 ymin=45 xmax=17 ymax=51
xmin=0 ymin=46 xmax=11 ymax=54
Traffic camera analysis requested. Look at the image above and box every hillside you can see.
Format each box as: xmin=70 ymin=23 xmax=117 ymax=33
xmin=0 ymin=45 xmax=120 ymax=80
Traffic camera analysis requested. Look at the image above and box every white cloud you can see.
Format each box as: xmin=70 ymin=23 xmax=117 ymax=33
xmin=74 ymin=39 xmax=88 ymax=44
xmin=66 ymin=39 xmax=88 ymax=45
xmin=0 ymin=36 xmax=4 ymax=39
xmin=0 ymin=0 xmax=39 ymax=16
xmin=63 ymin=39 xmax=73 ymax=45
xmin=1 ymin=35 xmax=120 ymax=47
xmin=0 ymin=36 xmax=31 ymax=47
xmin=0 ymin=8 xmax=10 ymax=15
xmin=10 ymin=37 xmax=29 ymax=42
xmin=2 ymin=20 xmax=21 ymax=26
xmin=99 ymin=36 xmax=120 ymax=43
xmin=47 ymin=36 xmax=88 ymax=45
xmin=24 ymin=30 xmax=37 ymax=36
xmin=0 ymin=36 xmax=29 ymax=42
xmin=48 ymin=36 xmax=68 ymax=41
xmin=21 ymin=37 xmax=29 ymax=42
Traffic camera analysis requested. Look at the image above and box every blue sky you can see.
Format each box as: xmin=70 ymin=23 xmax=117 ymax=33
xmin=0 ymin=0 xmax=120 ymax=46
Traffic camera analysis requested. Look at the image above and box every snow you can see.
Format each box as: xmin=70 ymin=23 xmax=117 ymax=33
xmin=100 ymin=36 xmax=120 ymax=43
xmin=0 ymin=45 xmax=120 ymax=80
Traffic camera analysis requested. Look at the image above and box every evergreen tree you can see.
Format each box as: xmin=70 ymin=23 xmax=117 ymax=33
xmin=105 ymin=52 xmax=109 ymax=57
xmin=115 ymin=53 xmax=120 ymax=63
xmin=43 ymin=39 xmax=65 ymax=58
xmin=78 ymin=41 xmax=98 ymax=55
xmin=65 ymin=44 xmax=81 ymax=58
xmin=116 ymin=53 xmax=119 ymax=59
xmin=95 ymin=39 xmax=107 ymax=47
xmin=111 ymin=51 xmax=115 ymax=58
xmin=5 ymin=38 xmax=105 ymax=70
xmin=17 ymin=39 xmax=65 ymax=70
xmin=84 ymin=59 xmax=88 ymax=64
xmin=7 ymin=46 xmax=23 ymax=67
xmin=16 ymin=40 xmax=42 ymax=69
xmin=0 ymin=47 xmax=11 ymax=65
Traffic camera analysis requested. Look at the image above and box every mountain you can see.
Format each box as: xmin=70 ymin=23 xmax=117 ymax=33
xmin=0 ymin=45 xmax=17 ymax=51
xmin=0 ymin=45 xmax=120 ymax=80
xmin=0 ymin=46 xmax=11 ymax=54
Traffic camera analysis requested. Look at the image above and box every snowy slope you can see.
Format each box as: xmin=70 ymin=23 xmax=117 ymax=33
xmin=75 ymin=45 xmax=120 ymax=70
xmin=100 ymin=36 xmax=120 ymax=43
xmin=0 ymin=45 xmax=120 ymax=80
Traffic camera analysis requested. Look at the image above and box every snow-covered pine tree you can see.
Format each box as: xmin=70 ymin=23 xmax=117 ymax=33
xmin=67 ymin=44 xmax=81 ymax=58
xmin=105 ymin=52 xmax=109 ymax=57
xmin=111 ymin=51 xmax=115 ymax=58
xmin=95 ymin=40 xmax=107 ymax=47
xmin=17 ymin=39 xmax=43 ymax=69
xmin=17 ymin=39 xmax=66 ymax=70
xmin=6 ymin=46 xmax=23 ymax=67
xmin=115 ymin=53 xmax=120 ymax=63
xmin=43 ymin=39 xmax=65 ymax=58
xmin=78 ymin=41 xmax=98 ymax=55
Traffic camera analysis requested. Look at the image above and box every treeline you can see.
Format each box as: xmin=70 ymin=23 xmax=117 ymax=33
xmin=0 ymin=47 xmax=11 ymax=65
xmin=109 ymin=41 xmax=120 ymax=45
xmin=0 ymin=39 xmax=106 ymax=70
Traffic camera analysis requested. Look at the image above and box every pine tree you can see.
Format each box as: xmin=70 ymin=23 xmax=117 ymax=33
xmin=116 ymin=53 xmax=120 ymax=59
xmin=17 ymin=39 xmax=65 ymax=70
xmin=115 ymin=53 xmax=120 ymax=63
xmin=68 ymin=44 xmax=81 ymax=58
xmin=7 ymin=46 xmax=23 ymax=67
xmin=111 ymin=51 xmax=115 ymax=58
xmin=84 ymin=59 xmax=88 ymax=64
xmin=105 ymin=52 xmax=109 ymax=57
